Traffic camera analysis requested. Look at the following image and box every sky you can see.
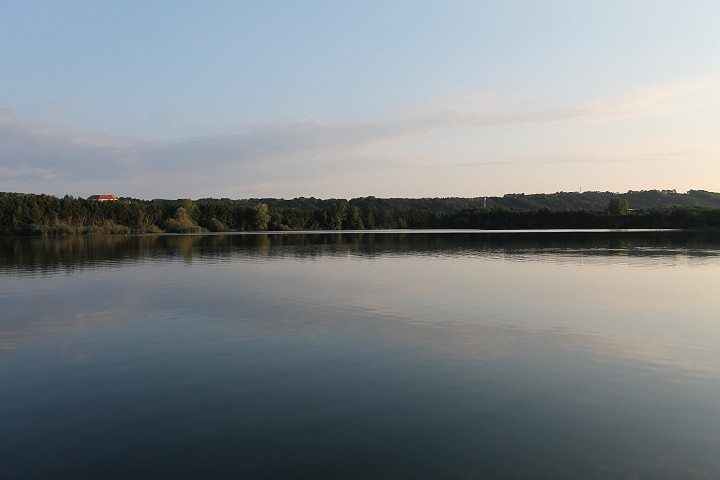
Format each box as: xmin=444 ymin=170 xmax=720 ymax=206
xmin=1 ymin=0 xmax=720 ymax=200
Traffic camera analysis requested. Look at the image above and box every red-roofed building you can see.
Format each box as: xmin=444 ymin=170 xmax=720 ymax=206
xmin=88 ymin=194 xmax=118 ymax=201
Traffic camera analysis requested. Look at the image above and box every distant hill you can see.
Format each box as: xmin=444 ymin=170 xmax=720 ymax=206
xmin=488 ymin=190 xmax=720 ymax=211
xmin=343 ymin=190 xmax=720 ymax=212
xmin=3 ymin=189 xmax=720 ymax=235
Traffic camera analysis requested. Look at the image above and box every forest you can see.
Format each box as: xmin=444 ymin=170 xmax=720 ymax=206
xmin=1 ymin=190 xmax=720 ymax=235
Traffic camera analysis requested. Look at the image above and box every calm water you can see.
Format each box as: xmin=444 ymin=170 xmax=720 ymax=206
xmin=1 ymin=231 xmax=720 ymax=479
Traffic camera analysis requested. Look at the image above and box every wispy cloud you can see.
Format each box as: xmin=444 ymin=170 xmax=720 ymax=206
xmin=407 ymin=80 xmax=714 ymax=129
xmin=1 ymin=81 xmax=716 ymax=198
xmin=52 ymin=97 xmax=85 ymax=111
xmin=0 ymin=110 xmax=140 ymax=178
xmin=451 ymin=145 xmax=720 ymax=168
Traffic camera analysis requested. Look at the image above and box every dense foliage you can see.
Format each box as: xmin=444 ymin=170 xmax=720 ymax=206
xmin=2 ymin=190 xmax=720 ymax=235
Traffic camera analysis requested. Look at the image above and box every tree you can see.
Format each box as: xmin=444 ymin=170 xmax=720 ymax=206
xmin=253 ymin=203 xmax=270 ymax=231
xmin=607 ymin=198 xmax=629 ymax=215
xmin=166 ymin=206 xmax=204 ymax=232
xmin=330 ymin=202 xmax=348 ymax=230
xmin=345 ymin=206 xmax=364 ymax=230
xmin=180 ymin=199 xmax=199 ymax=222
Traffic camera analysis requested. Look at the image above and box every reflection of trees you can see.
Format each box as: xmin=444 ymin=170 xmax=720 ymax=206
xmin=177 ymin=235 xmax=203 ymax=263
xmin=255 ymin=234 xmax=271 ymax=257
xmin=607 ymin=238 xmax=630 ymax=254
xmin=2 ymin=231 xmax=719 ymax=275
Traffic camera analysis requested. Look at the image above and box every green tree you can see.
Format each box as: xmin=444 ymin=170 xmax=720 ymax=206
xmin=330 ymin=202 xmax=348 ymax=230
xmin=254 ymin=203 xmax=270 ymax=231
xmin=166 ymin=207 xmax=204 ymax=232
xmin=607 ymin=198 xmax=629 ymax=215
xmin=180 ymin=199 xmax=199 ymax=222
xmin=345 ymin=206 xmax=364 ymax=230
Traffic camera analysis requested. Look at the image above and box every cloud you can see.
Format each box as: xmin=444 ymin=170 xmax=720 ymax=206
xmin=450 ymin=145 xmax=720 ymax=168
xmin=583 ymin=81 xmax=713 ymax=119
xmin=1 ymin=81 xmax=715 ymax=198
xmin=0 ymin=110 xmax=145 ymax=183
xmin=0 ymin=166 xmax=57 ymax=180
xmin=407 ymin=80 xmax=714 ymax=129
xmin=144 ymin=81 xmax=713 ymax=171
xmin=52 ymin=97 xmax=85 ymax=111
xmin=144 ymin=121 xmax=403 ymax=170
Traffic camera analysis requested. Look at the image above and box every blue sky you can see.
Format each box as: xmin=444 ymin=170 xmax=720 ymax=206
xmin=1 ymin=1 xmax=719 ymax=199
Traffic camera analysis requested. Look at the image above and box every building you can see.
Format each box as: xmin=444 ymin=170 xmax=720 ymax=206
xmin=88 ymin=194 xmax=118 ymax=201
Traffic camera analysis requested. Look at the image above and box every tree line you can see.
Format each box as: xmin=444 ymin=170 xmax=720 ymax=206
xmin=1 ymin=191 xmax=720 ymax=235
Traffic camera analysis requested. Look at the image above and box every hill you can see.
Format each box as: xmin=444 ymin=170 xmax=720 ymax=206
xmin=2 ymin=189 xmax=720 ymax=235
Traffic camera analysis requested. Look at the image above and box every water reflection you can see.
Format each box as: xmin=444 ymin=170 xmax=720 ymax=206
xmin=2 ymin=230 xmax=719 ymax=275
xmin=1 ymin=231 xmax=720 ymax=479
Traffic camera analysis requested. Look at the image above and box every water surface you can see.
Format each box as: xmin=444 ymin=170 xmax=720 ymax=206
xmin=1 ymin=231 xmax=719 ymax=479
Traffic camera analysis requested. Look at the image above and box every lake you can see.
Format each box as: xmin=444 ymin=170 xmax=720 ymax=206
xmin=1 ymin=231 xmax=719 ymax=479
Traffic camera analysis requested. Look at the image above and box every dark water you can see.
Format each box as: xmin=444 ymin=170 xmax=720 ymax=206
xmin=1 ymin=231 xmax=719 ymax=479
